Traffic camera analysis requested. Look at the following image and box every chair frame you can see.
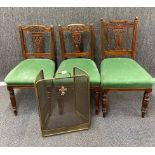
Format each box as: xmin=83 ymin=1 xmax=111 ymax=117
xmin=58 ymin=23 xmax=100 ymax=114
xmin=100 ymin=17 xmax=152 ymax=118
xmin=7 ymin=25 xmax=55 ymax=115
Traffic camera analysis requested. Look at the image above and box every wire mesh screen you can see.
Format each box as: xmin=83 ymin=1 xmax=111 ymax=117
xmin=35 ymin=67 xmax=90 ymax=137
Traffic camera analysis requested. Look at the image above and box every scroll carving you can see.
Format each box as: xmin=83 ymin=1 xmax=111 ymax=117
xmin=28 ymin=26 xmax=45 ymax=33
xmin=71 ymin=32 xmax=81 ymax=52
xmin=108 ymin=20 xmax=134 ymax=27
xmin=65 ymin=25 xmax=87 ymax=32
xmin=59 ymin=23 xmax=93 ymax=59
xmin=64 ymin=25 xmax=88 ymax=52
xmin=32 ymin=32 xmax=43 ymax=53
xmin=107 ymin=21 xmax=131 ymax=51
xmin=113 ymin=29 xmax=124 ymax=50
xmin=26 ymin=26 xmax=45 ymax=53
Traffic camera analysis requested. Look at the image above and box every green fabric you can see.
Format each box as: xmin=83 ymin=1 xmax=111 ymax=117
xmin=55 ymin=58 xmax=100 ymax=87
xmin=100 ymin=58 xmax=153 ymax=88
xmin=4 ymin=59 xmax=55 ymax=86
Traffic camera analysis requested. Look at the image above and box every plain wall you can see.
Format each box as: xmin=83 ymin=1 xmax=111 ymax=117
xmin=0 ymin=7 xmax=155 ymax=80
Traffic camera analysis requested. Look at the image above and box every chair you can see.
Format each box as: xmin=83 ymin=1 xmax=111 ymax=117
xmin=4 ymin=25 xmax=55 ymax=115
xmin=57 ymin=24 xmax=100 ymax=114
xmin=100 ymin=17 xmax=153 ymax=117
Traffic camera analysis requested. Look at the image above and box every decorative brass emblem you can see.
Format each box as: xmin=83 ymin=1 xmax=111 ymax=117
xmin=59 ymin=86 xmax=67 ymax=96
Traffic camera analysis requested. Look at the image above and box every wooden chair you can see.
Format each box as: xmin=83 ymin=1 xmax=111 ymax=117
xmin=57 ymin=24 xmax=100 ymax=114
xmin=100 ymin=17 xmax=153 ymax=117
xmin=4 ymin=25 xmax=55 ymax=115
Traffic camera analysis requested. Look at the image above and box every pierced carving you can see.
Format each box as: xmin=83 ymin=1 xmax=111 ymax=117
xmin=65 ymin=24 xmax=87 ymax=32
xmin=106 ymin=20 xmax=133 ymax=51
xmin=32 ymin=32 xmax=43 ymax=53
xmin=25 ymin=26 xmax=45 ymax=53
xmin=64 ymin=25 xmax=87 ymax=52
xmin=28 ymin=26 xmax=45 ymax=33
xmin=113 ymin=29 xmax=124 ymax=50
xmin=71 ymin=32 xmax=81 ymax=52
xmin=65 ymin=25 xmax=88 ymax=52
xmin=109 ymin=21 xmax=128 ymax=27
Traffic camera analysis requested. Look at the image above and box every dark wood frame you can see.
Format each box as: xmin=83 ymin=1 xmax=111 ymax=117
xmin=100 ymin=17 xmax=152 ymax=118
xmin=7 ymin=25 xmax=55 ymax=115
xmin=58 ymin=24 xmax=100 ymax=114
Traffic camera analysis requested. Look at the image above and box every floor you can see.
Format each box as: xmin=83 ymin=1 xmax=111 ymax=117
xmin=0 ymin=84 xmax=155 ymax=147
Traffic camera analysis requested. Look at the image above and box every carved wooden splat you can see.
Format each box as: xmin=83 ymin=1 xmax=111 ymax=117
xmin=71 ymin=32 xmax=81 ymax=52
xmin=32 ymin=32 xmax=43 ymax=53
xmin=26 ymin=26 xmax=45 ymax=53
xmin=112 ymin=28 xmax=124 ymax=50
xmin=106 ymin=21 xmax=132 ymax=51
xmin=65 ymin=24 xmax=87 ymax=52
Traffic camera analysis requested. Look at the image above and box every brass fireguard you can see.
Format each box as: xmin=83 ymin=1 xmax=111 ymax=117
xmin=34 ymin=67 xmax=90 ymax=137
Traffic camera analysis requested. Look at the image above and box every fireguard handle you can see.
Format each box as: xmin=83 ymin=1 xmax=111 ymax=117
xmin=55 ymin=71 xmax=71 ymax=77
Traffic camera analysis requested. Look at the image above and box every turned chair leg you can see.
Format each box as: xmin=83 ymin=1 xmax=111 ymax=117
xmin=7 ymin=86 xmax=17 ymax=115
xmin=141 ymin=90 xmax=152 ymax=118
xmin=102 ymin=90 xmax=108 ymax=117
xmin=94 ymin=88 xmax=100 ymax=115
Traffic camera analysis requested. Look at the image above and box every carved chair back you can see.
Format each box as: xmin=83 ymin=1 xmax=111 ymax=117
xmin=19 ymin=25 xmax=55 ymax=60
xmin=100 ymin=17 xmax=138 ymax=59
xmin=59 ymin=24 xmax=94 ymax=60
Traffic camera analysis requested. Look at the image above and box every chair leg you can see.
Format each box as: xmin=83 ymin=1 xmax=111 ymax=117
xmin=102 ymin=90 xmax=108 ymax=117
xmin=7 ymin=86 xmax=17 ymax=115
xmin=141 ymin=90 xmax=151 ymax=118
xmin=94 ymin=87 xmax=100 ymax=115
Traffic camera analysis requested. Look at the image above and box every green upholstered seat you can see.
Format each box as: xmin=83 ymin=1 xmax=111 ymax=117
xmin=100 ymin=58 xmax=153 ymax=89
xmin=4 ymin=59 xmax=55 ymax=86
xmin=55 ymin=58 xmax=100 ymax=87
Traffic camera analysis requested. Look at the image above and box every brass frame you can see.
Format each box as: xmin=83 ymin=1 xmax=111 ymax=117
xmin=34 ymin=67 xmax=91 ymax=137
